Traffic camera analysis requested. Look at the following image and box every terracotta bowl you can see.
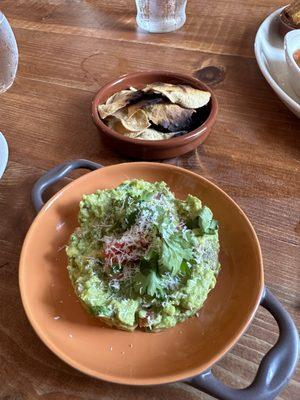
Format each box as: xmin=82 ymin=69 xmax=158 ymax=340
xmin=91 ymin=71 xmax=218 ymax=160
xmin=20 ymin=162 xmax=264 ymax=385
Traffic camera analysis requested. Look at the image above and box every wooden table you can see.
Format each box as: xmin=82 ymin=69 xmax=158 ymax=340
xmin=0 ymin=1 xmax=299 ymax=399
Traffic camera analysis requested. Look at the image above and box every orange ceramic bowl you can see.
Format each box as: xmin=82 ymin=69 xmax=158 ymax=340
xmin=19 ymin=162 xmax=263 ymax=385
xmin=91 ymin=71 xmax=218 ymax=160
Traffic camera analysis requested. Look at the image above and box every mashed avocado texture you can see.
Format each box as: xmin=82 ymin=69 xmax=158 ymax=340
xmin=66 ymin=180 xmax=220 ymax=332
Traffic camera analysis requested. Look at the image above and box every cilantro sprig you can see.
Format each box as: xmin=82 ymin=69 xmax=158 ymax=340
xmin=159 ymin=233 xmax=193 ymax=276
xmin=198 ymin=206 xmax=218 ymax=235
xmin=134 ymin=251 xmax=163 ymax=297
xmin=187 ymin=206 xmax=218 ymax=235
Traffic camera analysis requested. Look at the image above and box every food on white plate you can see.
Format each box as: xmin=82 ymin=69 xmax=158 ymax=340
xmin=66 ymin=180 xmax=220 ymax=332
xmin=294 ymin=49 xmax=300 ymax=67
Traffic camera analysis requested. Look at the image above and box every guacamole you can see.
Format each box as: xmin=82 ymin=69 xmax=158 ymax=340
xmin=66 ymin=180 xmax=220 ymax=332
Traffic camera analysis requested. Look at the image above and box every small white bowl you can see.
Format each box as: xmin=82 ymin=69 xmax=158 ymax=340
xmin=284 ymin=30 xmax=300 ymax=99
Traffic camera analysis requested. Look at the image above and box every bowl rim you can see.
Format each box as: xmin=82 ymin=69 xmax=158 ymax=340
xmin=91 ymin=71 xmax=218 ymax=148
xmin=19 ymin=162 xmax=264 ymax=386
xmin=284 ymin=30 xmax=300 ymax=72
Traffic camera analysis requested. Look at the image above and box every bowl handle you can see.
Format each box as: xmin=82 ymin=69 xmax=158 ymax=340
xmin=32 ymin=159 xmax=102 ymax=213
xmin=185 ymin=287 xmax=299 ymax=400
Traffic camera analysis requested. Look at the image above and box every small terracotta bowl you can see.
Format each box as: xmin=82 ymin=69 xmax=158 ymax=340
xmin=279 ymin=7 xmax=298 ymax=37
xmin=91 ymin=71 xmax=218 ymax=160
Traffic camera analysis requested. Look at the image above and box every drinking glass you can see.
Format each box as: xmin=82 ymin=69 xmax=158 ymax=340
xmin=0 ymin=11 xmax=18 ymax=93
xmin=135 ymin=0 xmax=187 ymax=33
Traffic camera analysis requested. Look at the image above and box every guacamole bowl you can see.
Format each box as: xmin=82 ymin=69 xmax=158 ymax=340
xmin=19 ymin=160 xmax=299 ymax=400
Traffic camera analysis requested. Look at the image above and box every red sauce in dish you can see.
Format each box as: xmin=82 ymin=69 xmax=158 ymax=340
xmin=294 ymin=49 xmax=300 ymax=67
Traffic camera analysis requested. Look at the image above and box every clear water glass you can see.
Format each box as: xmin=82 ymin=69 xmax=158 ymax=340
xmin=135 ymin=0 xmax=187 ymax=33
xmin=0 ymin=11 xmax=18 ymax=93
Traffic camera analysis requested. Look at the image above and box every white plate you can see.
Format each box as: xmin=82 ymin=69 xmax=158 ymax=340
xmin=254 ymin=7 xmax=300 ymax=118
xmin=0 ymin=132 xmax=9 ymax=179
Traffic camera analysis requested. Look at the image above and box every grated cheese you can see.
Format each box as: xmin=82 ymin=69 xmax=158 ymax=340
xmin=102 ymin=210 xmax=154 ymax=270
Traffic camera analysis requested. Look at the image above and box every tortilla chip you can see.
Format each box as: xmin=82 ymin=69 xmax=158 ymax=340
xmin=134 ymin=128 xmax=187 ymax=140
xmin=135 ymin=128 xmax=172 ymax=141
xmin=101 ymin=82 xmax=208 ymax=139
xmin=120 ymin=109 xmax=150 ymax=132
xmin=106 ymin=116 xmax=137 ymax=136
xmin=143 ymin=82 xmax=211 ymax=109
xmin=98 ymin=88 xmax=142 ymax=119
xmin=127 ymin=98 xmax=164 ymax=116
xmin=144 ymin=103 xmax=195 ymax=131
xmin=108 ymin=107 xmax=150 ymax=132
xmin=107 ymin=118 xmax=186 ymax=140
xmin=106 ymin=116 xmax=127 ymax=134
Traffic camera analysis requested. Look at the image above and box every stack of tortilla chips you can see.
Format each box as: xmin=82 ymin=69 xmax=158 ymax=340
xmin=98 ymin=82 xmax=211 ymax=141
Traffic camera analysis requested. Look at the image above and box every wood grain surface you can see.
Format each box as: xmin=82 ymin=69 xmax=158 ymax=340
xmin=0 ymin=1 xmax=299 ymax=399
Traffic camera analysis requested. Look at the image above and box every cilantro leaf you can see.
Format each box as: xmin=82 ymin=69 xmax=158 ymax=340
xmin=133 ymin=250 xmax=163 ymax=297
xmin=159 ymin=240 xmax=183 ymax=276
xmin=198 ymin=206 xmax=213 ymax=233
xmin=197 ymin=206 xmax=218 ymax=235
xmin=134 ymin=269 xmax=163 ymax=297
xmin=159 ymin=233 xmax=193 ymax=276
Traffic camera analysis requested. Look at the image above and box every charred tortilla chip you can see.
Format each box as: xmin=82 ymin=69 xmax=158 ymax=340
xmin=99 ymin=81 xmax=211 ymax=141
xmin=144 ymin=103 xmax=195 ymax=131
xmin=107 ymin=118 xmax=186 ymax=140
xmin=127 ymin=97 xmax=164 ymax=116
xmin=98 ymin=88 xmax=143 ymax=119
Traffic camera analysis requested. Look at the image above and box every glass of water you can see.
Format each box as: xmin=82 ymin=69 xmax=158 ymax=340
xmin=135 ymin=0 xmax=187 ymax=33
xmin=0 ymin=11 xmax=18 ymax=93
